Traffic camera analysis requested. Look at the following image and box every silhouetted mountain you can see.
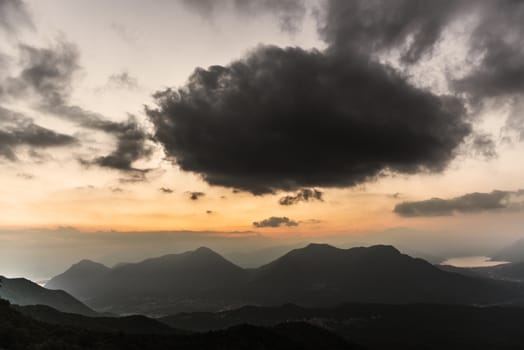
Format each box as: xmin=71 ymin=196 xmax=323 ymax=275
xmin=47 ymin=247 xmax=249 ymax=315
xmin=0 ymin=298 xmax=358 ymax=350
xmin=48 ymin=244 xmax=523 ymax=315
xmin=245 ymin=244 xmax=520 ymax=305
xmin=15 ymin=304 xmax=177 ymax=334
xmin=160 ymin=303 xmax=524 ymax=350
xmin=492 ymin=238 xmax=524 ymax=262
xmin=0 ymin=276 xmax=97 ymax=316
xmin=46 ymin=259 xmax=110 ymax=300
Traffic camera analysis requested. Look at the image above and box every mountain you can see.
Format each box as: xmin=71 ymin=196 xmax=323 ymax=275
xmin=160 ymin=303 xmax=524 ymax=350
xmin=46 ymin=259 xmax=110 ymax=300
xmin=245 ymin=244 xmax=520 ymax=305
xmin=492 ymin=238 xmax=524 ymax=262
xmin=0 ymin=298 xmax=358 ymax=350
xmin=47 ymin=247 xmax=249 ymax=315
xmin=47 ymin=244 xmax=524 ymax=315
xmin=0 ymin=275 xmax=97 ymax=316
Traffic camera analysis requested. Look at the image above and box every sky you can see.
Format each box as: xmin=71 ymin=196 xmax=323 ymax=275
xmin=1 ymin=0 xmax=524 ymax=279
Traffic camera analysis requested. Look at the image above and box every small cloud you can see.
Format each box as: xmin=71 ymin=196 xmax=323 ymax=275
xmin=99 ymin=71 xmax=140 ymax=91
xmin=110 ymin=22 xmax=140 ymax=44
xmin=300 ymin=219 xmax=322 ymax=224
xmin=279 ymin=188 xmax=323 ymax=205
xmin=253 ymin=216 xmax=298 ymax=228
xmin=160 ymin=187 xmax=174 ymax=194
xmin=187 ymin=191 xmax=205 ymax=201
xmin=206 ymin=210 xmax=214 ymax=214
xmin=110 ymin=187 xmax=124 ymax=193
xmin=16 ymin=172 xmax=34 ymax=180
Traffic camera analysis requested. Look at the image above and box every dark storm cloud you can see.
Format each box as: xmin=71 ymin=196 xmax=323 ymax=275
xmin=147 ymin=45 xmax=471 ymax=194
xmin=454 ymin=1 xmax=524 ymax=100
xmin=279 ymin=188 xmax=323 ymax=206
xmin=321 ymin=1 xmax=524 ymax=100
xmin=253 ymin=216 xmax=299 ymax=228
xmin=320 ymin=0 xmax=466 ymax=64
xmin=394 ymin=190 xmax=524 ymax=217
xmin=188 ymin=191 xmax=205 ymax=201
xmin=6 ymin=40 xmax=152 ymax=172
xmin=0 ymin=0 xmax=33 ymax=34
xmin=181 ymin=0 xmax=306 ymax=32
xmin=0 ymin=107 xmax=76 ymax=160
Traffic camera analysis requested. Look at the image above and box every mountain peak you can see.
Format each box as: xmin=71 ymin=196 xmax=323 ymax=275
xmin=193 ymin=246 xmax=216 ymax=254
xmin=73 ymin=259 xmax=108 ymax=268
xmin=304 ymin=243 xmax=336 ymax=250
xmin=363 ymin=245 xmax=401 ymax=254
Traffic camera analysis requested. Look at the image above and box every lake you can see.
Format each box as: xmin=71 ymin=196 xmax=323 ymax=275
xmin=442 ymin=256 xmax=509 ymax=268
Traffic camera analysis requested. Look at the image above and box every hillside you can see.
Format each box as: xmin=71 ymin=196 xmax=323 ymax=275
xmin=0 ymin=276 xmax=97 ymax=316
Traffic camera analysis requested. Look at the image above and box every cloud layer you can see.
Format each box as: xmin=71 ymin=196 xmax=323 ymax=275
xmin=394 ymin=190 xmax=524 ymax=217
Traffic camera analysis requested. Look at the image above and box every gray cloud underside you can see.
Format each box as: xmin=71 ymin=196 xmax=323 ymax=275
xmin=0 ymin=106 xmax=76 ymax=160
xmin=181 ymin=0 xmax=306 ymax=33
xmin=2 ymin=39 xmax=152 ymax=171
xmin=0 ymin=0 xmax=33 ymax=35
xmin=394 ymin=190 xmax=524 ymax=217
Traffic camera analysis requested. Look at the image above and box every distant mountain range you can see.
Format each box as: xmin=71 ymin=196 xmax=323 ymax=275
xmin=46 ymin=244 xmax=524 ymax=315
xmin=0 ymin=275 xmax=97 ymax=316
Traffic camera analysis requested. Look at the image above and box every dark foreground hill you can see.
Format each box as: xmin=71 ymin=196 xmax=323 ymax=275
xmin=160 ymin=303 xmax=524 ymax=350
xmin=0 ymin=275 xmax=97 ymax=316
xmin=0 ymin=299 xmax=359 ymax=350
xmin=47 ymin=244 xmax=524 ymax=315
xmin=14 ymin=304 xmax=176 ymax=335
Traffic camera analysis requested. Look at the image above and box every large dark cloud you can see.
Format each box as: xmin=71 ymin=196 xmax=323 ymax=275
xmin=253 ymin=216 xmax=298 ymax=228
xmin=181 ymin=0 xmax=306 ymax=33
xmin=394 ymin=190 xmax=524 ymax=217
xmin=0 ymin=106 xmax=76 ymax=160
xmin=147 ymin=45 xmax=470 ymax=194
xmin=279 ymin=188 xmax=323 ymax=206
xmin=5 ymin=40 xmax=153 ymax=172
